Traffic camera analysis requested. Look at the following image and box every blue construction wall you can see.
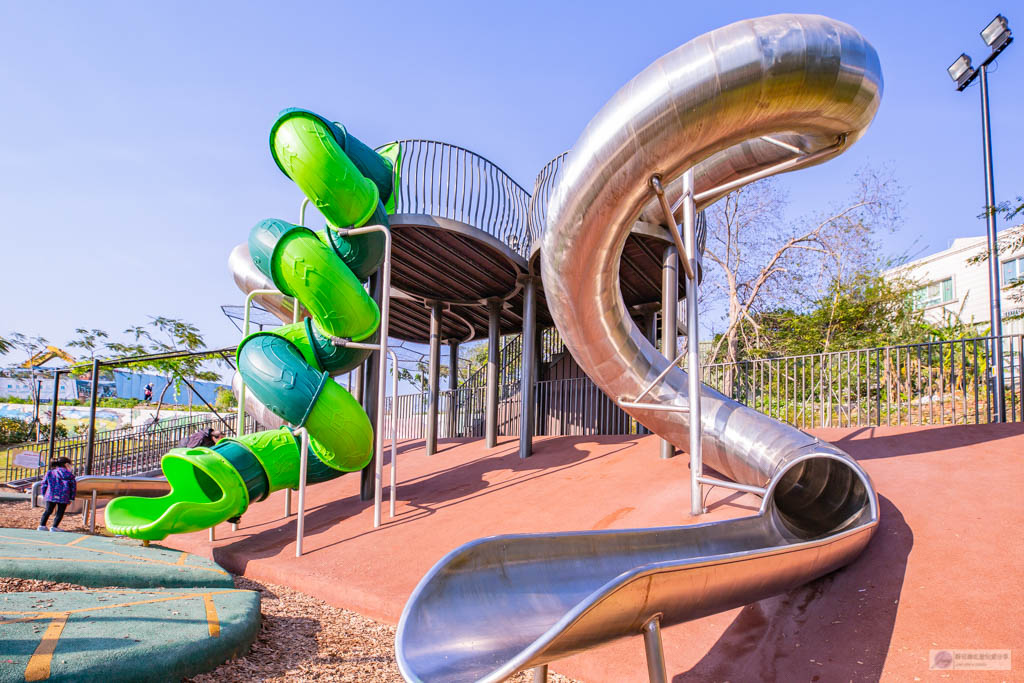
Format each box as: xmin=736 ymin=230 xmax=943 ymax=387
xmin=113 ymin=371 xmax=228 ymax=406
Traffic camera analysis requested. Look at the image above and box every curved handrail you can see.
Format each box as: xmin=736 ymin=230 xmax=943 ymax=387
xmin=377 ymin=139 xmax=532 ymax=258
xmin=527 ymin=152 xmax=568 ymax=245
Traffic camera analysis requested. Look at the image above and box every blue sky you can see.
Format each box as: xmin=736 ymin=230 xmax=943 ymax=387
xmin=2 ymin=1 xmax=1021 ymax=363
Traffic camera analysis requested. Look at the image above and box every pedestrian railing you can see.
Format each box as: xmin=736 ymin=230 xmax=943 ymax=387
xmin=383 ymin=335 xmax=1024 ymax=441
xmin=699 ymin=334 xmax=1024 ymax=428
xmin=1 ymin=412 xmax=260 ymax=486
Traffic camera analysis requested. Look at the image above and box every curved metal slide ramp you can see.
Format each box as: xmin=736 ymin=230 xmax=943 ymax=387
xmin=397 ymin=14 xmax=883 ymax=682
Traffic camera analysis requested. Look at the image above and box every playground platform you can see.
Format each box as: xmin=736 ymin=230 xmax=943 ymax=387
xmin=161 ymin=423 xmax=1024 ymax=681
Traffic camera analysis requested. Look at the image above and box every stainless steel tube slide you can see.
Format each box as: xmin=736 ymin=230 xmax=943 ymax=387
xmin=397 ymin=14 xmax=883 ymax=682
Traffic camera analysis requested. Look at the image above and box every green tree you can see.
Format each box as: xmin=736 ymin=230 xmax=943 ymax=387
xmin=107 ymin=317 xmax=220 ymax=424
xmin=968 ymin=212 xmax=1024 ymax=325
xmin=714 ymin=270 xmax=929 ymax=361
xmin=397 ymin=361 xmax=449 ymax=393
xmin=67 ymin=328 xmax=109 ymax=362
xmin=703 ymin=168 xmax=904 ymax=377
xmin=460 ymin=341 xmax=490 ymax=384
xmin=214 ymin=386 xmax=237 ymax=411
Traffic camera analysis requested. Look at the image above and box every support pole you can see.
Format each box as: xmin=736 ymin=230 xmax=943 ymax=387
xmin=47 ymin=370 xmax=61 ymax=461
xmin=388 ymin=350 xmax=399 ymax=519
xmin=531 ymin=664 xmax=548 ymax=682
xmin=661 ymin=246 xmax=678 ymax=459
xmin=980 ymin=63 xmax=1006 ymax=422
xmin=284 ymin=488 xmax=292 ymax=517
xmin=519 ymin=276 xmax=538 ymax=458
xmin=426 ymin=301 xmax=443 ymax=456
xmin=89 ymin=490 xmax=97 ymax=534
xmin=352 ymin=364 xmax=364 ymax=405
xmin=681 ymin=169 xmax=704 ymax=516
xmin=642 ymin=616 xmax=668 ymax=683
xmin=361 ymin=271 xmax=383 ymax=501
xmin=447 ymin=339 xmax=460 ymax=438
xmin=643 ymin=311 xmax=659 ymax=346
xmin=485 ymin=298 xmax=502 ymax=448
xmin=372 ymin=231 xmax=392 ymax=528
xmin=296 ymin=426 xmax=310 ymax=556
xmin=84 ymin=359 xmax=100 ymax=475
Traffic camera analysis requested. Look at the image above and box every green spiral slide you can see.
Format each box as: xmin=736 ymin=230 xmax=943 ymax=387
xmin=106 ymin=109 xmax=395 ymax=541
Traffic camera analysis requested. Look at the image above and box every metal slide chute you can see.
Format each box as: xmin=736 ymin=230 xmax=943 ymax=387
xmin=397 ymin=14 xmax=883 ymax=682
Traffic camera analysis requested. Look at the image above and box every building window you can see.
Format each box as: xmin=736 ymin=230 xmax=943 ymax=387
xmin=913 ymin=277 xmax=954 ymax=309
xmin=1001 ymin=256 xmax=1024 ymax=285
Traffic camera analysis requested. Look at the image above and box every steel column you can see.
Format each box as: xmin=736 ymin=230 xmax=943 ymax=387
xmin=485 ymin=298 xmax=502 ymax=448
xmin=682 ymin=169 xmax=704 ymax=516
xmin=643 ymin=311 xmax=658 ymax=346
xmin=519 ymin=276 xmax=538 ymax=458
xmin=352 ymin=364 xmax=364 ymax=405
xmin=361 ymin=271 xmax=383 ymax=500
xmin=448 ymin=340 xmax=460 ymax=438
xmin=295 ymin=427 xmax=310 ymax=556
xmin=642 ymin=616 xmax=668 ymax=683
xmin=47 ymin=370 xmax=61 ymax=461
xmin=426 ymin=301 xmax=443 ymax=455
xmin=980 ymin=63 xmax=1006 ymax=422
xmin=661 ymin=246 xmax=678 ymax=459
xmin=84 ymin=358 xmax=100 ymax=475
xmin=531 ymin=664 xmax=548 ymax=681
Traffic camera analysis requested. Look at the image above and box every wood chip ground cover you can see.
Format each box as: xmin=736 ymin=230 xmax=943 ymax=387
xmin=0 ymin=502 xmax=578 ymax=681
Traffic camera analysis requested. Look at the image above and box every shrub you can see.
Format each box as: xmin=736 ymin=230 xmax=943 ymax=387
xmin=0 ymin=418 xmax=67 ymax=446
xmin=215 ymin=387 xmax=237 ymax=411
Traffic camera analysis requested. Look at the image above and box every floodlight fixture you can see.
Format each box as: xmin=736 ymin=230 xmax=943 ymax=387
xmin=947 ymin=53 xmax=975 ymax=90
xmin=981 ymin=14 xmax=1011 ymax=50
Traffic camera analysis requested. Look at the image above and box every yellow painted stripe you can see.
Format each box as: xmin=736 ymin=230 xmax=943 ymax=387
xmin=175 ymin=552 xmax=189 ymax=566
xmin=203 ymin=594 xmax=220 ymax=638
xmin=24 ymin=613 xmax=68 ymax=681
xmin=65 ymin=536 xmax=88 ymax=547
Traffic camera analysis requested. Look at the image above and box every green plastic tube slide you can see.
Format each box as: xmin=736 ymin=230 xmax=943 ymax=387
xmin=269 ymin=109 xmax=390 ymax=280
xmin=106 ymin=107 xmax=385 ymax=541
xmin=104 ymin=426 xmax=358 ymax=541
xmin=105 ymin=447 xmax=251 ymax=541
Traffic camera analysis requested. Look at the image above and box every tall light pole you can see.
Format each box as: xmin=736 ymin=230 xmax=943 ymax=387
xmin=947 ymin=14 xmax=1013 ymax=422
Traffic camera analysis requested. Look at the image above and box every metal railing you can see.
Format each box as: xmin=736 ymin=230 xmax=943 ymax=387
xmin=455 ymin=328 xmax=564 ymax=396
xmin=383 ymin=334 xmax=1024 ymax=441
xmin=700 ymin=335 xmax=1024 ymax=428
xmin=385 ymin=377 xmax=647 ymax=441
xmin=527 ymin=152 xmax=568 ymax=245
xmin=1 ymin=413 xmax=260 ymax=485
xmin=381 ymin=139 xmax=532 ymax=257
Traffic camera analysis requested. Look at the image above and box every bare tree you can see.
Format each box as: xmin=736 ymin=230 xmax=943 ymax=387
xmin=702 ymin=168 xmax=902 ymax=390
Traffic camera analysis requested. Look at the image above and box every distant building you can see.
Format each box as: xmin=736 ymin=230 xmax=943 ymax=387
xmin=887 ymin=225 xmax=1024 ymax=335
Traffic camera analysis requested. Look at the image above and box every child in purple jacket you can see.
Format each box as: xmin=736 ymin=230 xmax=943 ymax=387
xmin=38 ymin=457 xmax=76 ymax=532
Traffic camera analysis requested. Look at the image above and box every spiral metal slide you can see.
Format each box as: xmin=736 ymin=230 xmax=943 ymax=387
xmin=397 ymin=15 xmax=883 ymax=682
xmin=106 ymin=109 xmax=395 ymax=540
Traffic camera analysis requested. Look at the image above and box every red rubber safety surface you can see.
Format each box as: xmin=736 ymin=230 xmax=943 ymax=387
xmin=161 ymin=424 xmax=1024 ymax=682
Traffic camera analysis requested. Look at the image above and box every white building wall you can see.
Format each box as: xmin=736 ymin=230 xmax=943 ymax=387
xmin=887 ymin=225 xmax=1024 ymax=335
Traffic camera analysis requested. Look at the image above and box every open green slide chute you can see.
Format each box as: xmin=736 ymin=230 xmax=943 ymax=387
xmin=106 ymin=110 xmax=395 ymax=540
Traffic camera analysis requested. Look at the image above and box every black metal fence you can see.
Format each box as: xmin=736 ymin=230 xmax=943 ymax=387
xmin=1 ymin=413 xmax=260 ymax=486
xmin=700 ymin=335 xmax=1024 ymax=428
xmin=383 ymin=335 xmax=1024 ymax=440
